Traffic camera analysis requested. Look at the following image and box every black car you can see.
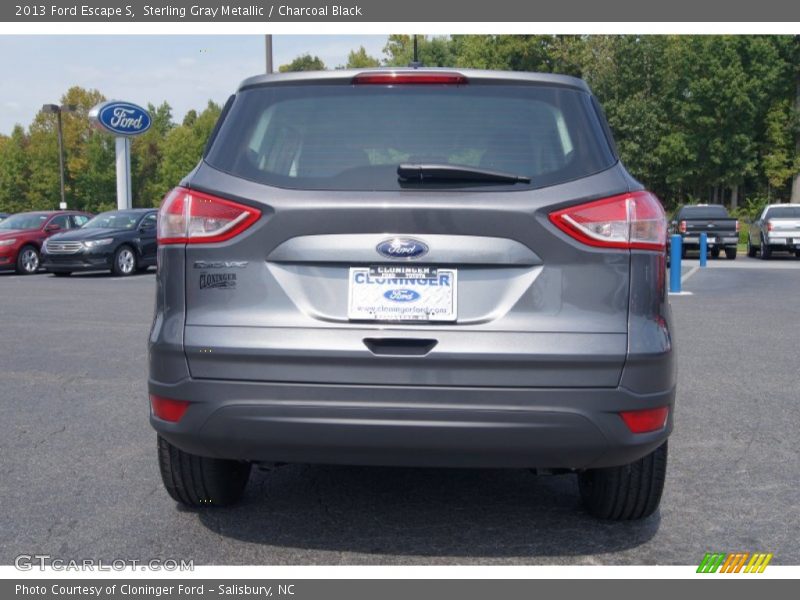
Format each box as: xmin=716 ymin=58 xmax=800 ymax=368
xmin=668 ymin=204 xmax=739 ymax=259
xmin=42 ymin=209 xmax=158 ymax=276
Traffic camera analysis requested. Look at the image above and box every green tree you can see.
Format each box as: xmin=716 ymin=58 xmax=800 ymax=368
xmin=278 ymin=54 xmax=326 ymax=72
xmin=579 ymin=37 xmax=673 ymax=199
xmin=61 ymin=87 xmax=111 ymax=212
xmin=345 ymin=46 xmax=380 ymax=68
xmin=157 ymin=126 xmax=196 ymax=195
xmin=0 ymin=125 xmax=31 ymax=213
xmin=26 ymin=109 xmax=63 ymax=210
xmin=449 ymin=35 xmax=553 ymax=71
xmin=70 ymin=131 xmax=116 ymax=213
xmin=762 ymin=100 xmax=797 ymax=191
xmin=132 ymin=101 xmax=174 ymax=207
xmin=192 ymin=100 xmax=222 ymax=148
xmin=382 ymin=35 xmax=455 ymax=67
xmin=25 ymin=86 xmax=112 ymax=212
xmin=155 ymin=101 xmax=222 ymax=196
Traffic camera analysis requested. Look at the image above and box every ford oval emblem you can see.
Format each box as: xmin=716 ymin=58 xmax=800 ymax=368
xmin=376 ymin=237 xmax=429 ymax=260
xmin=384 ymin=289 xmax=421 ymax=302
xmin=89 ymin=101 xmax=152 ymax=137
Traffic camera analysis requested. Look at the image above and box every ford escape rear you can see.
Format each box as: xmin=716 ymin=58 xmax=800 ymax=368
xmin=149 ymin=69 xmax=676 ymax=519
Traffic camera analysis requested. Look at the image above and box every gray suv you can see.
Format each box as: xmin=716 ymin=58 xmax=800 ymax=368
xmin=149 ymin=69 xmax=676 ymax=520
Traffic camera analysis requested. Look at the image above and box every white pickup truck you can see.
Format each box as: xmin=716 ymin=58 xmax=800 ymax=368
xmin=747 ymin=204 xmax=800 ymax=259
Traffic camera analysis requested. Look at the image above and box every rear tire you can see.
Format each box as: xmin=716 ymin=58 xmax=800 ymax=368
xmin=578 ymin=441 xmax=667 ymax=520
xmin=747 ymin=236 xmax=757 ymax=258
xmin=760 ymin=237 xmax=771 ymax=260
xmin=725 ymin=247 xmax=737 ymax=260
xmin=15 ymin=245 xmax=40 ymax=275
xmin=157 ymin=436 xmax=251 ymax=507
xmin=680 ymin=245 xmax=687 ymax=259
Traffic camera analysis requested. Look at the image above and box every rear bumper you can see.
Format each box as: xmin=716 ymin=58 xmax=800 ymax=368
xmin=678 ymin=235 xmax=738 ymax=248
xmin=149 ymin=377 xmax=675 ymax=470
xmin=765 ymin=236 xmax=800 ymax=249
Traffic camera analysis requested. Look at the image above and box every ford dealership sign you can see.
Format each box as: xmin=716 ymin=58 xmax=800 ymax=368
xmin=89 ymin=101 xmax=151 ymax=136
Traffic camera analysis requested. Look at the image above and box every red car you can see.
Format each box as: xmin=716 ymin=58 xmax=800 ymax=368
xmin=0 ymin=211 xmax=93 ymax=274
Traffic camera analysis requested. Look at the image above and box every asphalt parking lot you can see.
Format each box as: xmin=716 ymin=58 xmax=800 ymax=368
xmin=1 ymin=255 xmax=798 ymax=566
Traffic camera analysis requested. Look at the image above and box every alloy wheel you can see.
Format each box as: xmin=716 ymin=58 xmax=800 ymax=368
xmin=118 ymin=249 xmax=135 ymax=274
xmin=21 ymin=248 xmax=39 ymax=273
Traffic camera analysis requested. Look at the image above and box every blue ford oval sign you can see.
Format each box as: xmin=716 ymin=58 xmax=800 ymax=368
xmin=89 ymin=101 xmax=151 ymax=137
xmin=376 ymin=237 xmax=429 ymax=260
xmin=384 ymin=289 xmax=421 ymax=303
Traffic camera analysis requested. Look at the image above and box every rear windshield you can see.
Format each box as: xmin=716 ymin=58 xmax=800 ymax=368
xmin=766 ymin=206 xmax=800 ymax=219
xmin=205 ymin=83 xmax=616 ymax=191
xmin=677 ymin=205 xmax=730 ymax=220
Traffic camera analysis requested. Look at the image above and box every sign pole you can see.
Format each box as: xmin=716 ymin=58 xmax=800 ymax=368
xmin=115 ymin=136 xmax=132 ymax=210
xmin=90 ymin=100 xmax=151 ymax=211
xmin=265 ymin=34 xmax=273 ymax=73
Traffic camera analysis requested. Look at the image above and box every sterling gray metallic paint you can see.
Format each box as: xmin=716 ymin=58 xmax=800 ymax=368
xmin=149 ymin=69 xmax=676 ymax=469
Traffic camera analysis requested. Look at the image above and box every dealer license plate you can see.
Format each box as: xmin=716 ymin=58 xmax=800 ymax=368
xmin=348 ymin=267 xmax=457 ymax=321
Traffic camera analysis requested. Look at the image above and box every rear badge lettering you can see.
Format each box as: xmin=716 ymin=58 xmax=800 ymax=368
xmin=199 ymin=273 xmax=237 ymax=290
xmin=193 ymin=260 xmax=248 ymax=269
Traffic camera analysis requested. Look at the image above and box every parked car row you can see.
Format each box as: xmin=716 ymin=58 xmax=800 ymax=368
xmin=2 ymin=201 xmax=798 ymax=277
xmin=668 ymin=202 xmax=800 ymax=261
xmin=0 ymin=208 xmax=158 ymax=276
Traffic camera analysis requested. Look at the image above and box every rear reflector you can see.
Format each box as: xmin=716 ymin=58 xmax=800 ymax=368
xmin=353 ymin=72 xmax=468 ymax=85
xmin=150 ymin=395 xmax=190 ymax=423
xmin=158 ymin=187 xmax=261 ymax=245
xmin=619 ymin=407 xmax=669 ymax=434
xmin=549 ymin=191 xmax=667 ymax=251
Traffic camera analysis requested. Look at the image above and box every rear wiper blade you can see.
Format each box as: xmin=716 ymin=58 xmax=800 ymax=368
xmin=397 ymin=163 xmax=531 ymax=184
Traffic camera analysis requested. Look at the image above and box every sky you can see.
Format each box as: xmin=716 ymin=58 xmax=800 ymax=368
xmin=0 ymin=35 xmax=389 ymax=135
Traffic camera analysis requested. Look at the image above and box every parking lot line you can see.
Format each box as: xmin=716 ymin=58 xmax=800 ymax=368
xmin=681 ymin=266 xmax=700 ymax=284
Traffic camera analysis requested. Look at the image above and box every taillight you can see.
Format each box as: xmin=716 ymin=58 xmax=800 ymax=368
xmin=735 ymin=220 xmax=741 ymax=233
xmin=352 ymin=71 xmax=468 ymax=85
xmin=679 ymin=220 xmax=687 ymax=234
xmin=767 ymin=221 xmax=773 ymax=232
xmin=549 ymin=191 xmax=667 ymax=251
xmin=619 ymin=407 xmax=669 ymax=434
xmin=157 ymin=187 xmax=261 ymax=245
xmin=150 ymin=395 xmax=190 ymax=423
